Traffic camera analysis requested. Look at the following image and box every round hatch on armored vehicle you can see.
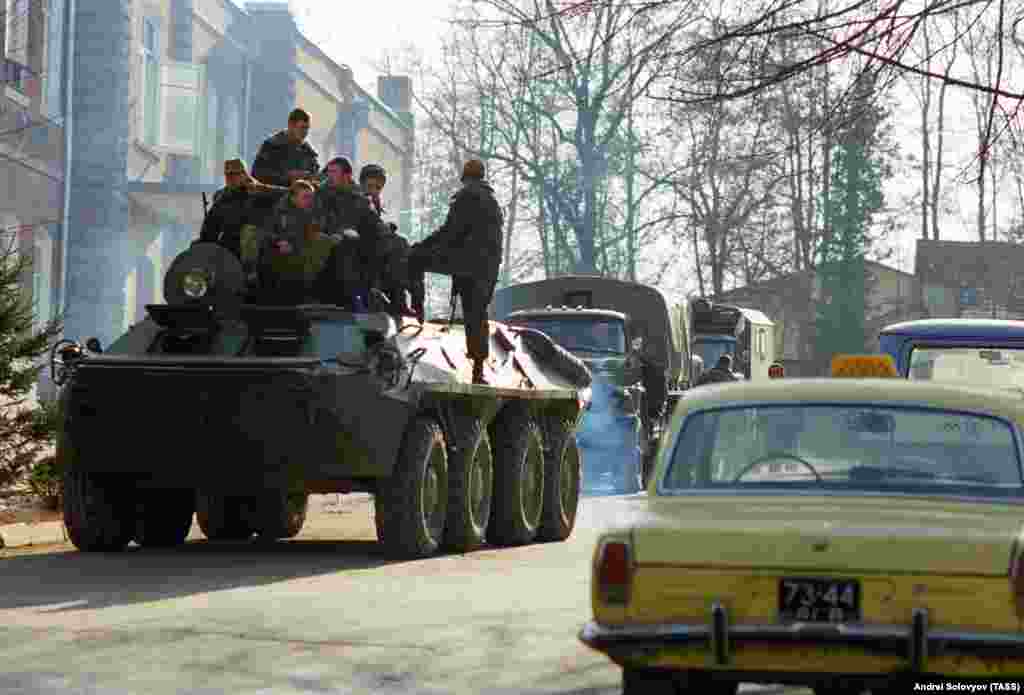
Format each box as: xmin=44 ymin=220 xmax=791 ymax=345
xmin=163 ymin=241 xmax=246 ymax=309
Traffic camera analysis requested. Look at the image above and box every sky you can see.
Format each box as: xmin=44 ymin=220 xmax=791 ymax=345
xmin=241 ymin=0 xmax=451 ymax=92
xmin=227 ymin=0 xmax=1018 ymax=282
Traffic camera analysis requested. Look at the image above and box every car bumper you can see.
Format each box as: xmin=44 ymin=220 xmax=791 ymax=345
xmin=580 ymin=606 xmax=1024 ymax=678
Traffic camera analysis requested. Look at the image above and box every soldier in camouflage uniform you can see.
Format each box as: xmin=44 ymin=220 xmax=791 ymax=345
xmin=254 ymin=180 xmax=338 ymax=305
xmin=251 ymin=108 xmax=320 ymax=189
xmin=312 ymin=159 xmax=414 ymax=315
xmin=199 ymin=159 xmax=288 ymax=270
xmin=408 ymin=160 xmax=504 ymax=384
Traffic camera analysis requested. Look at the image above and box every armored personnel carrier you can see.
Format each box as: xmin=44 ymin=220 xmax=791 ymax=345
xmin=51 ymin=242 xmax=591 ymax=558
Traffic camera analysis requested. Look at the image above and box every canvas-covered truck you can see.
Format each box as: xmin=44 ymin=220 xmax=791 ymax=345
xmin=50 ymin=242 xmax=592 ymax=558
xmin=491 ymin=276 xmax=684 ymax=492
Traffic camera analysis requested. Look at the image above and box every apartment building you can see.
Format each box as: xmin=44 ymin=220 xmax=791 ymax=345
xmin=0 ymin=0 xmax=67 ymax=332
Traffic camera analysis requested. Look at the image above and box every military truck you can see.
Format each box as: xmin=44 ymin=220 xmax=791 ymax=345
xmin=491 ymin=276 xmax=685 ymax=492
xmin=683 ymin=297 xmax=776 ymax=382
xmin=50 ymin=242 xmax=592 ymax=558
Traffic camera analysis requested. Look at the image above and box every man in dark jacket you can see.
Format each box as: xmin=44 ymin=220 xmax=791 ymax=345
xmin=312 ymin=156 xmax=384 ymax=310
xmin=199 ymin=159 xmax=288 ymax=267
xmin=408 ymin=159 xmax=504 ymax=384
xmin=254 ymin=180 xmax=337 ymax=305
xmin=695 ymin=354 xmax=740 ymax=386
xmin=251 ymin=108 xmax=320 ymax=189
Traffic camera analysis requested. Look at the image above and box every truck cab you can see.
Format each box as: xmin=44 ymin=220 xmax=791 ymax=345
xmin=688 ymin=298 xmax=776 ymax=382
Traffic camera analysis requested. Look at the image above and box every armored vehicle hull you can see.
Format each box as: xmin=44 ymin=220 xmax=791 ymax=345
xmin=54 ymin=244 xmax=591 ymax=558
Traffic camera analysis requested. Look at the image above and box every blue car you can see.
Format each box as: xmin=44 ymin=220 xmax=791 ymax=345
xmin=879 ymin=318 xmax=1024 ymax=391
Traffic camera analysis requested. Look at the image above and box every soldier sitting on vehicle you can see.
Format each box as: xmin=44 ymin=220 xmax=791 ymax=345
xmin=312 ymin=160 xmax=418 ymax=316
xmin=695 ymin=354 xmax=740 ymax=386
xmin=253 ymin=180 xmax=338 ymax=305
xmin=357 ymin=163 xmax=422 ymax=318
xmin=251 ymin=108 xmax=320 ymax=190
xmin=199 ymin=159 xmax=289 ymax=270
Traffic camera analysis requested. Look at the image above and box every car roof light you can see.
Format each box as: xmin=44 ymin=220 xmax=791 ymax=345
xmin=831 ymin=354 xmax=898 ymax=378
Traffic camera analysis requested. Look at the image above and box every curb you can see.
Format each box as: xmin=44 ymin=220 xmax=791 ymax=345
xmin=1 ymin=494 xmax=376 ymax=550
xmin=0 ymin=518 xmax=67 ymax=549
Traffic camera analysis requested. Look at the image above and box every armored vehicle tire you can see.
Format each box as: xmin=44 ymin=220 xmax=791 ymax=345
xmin=62 ymin=468 xmax=133 ymax=552
xmin=253 ymin=491 xmax=309 ymax=540
xmin=375 ymin=416 xmax=449 ymax=559
xmin=537 ymin=419 xmax=581 ymax=542
xmin=134 ymin=490 xmax=195 ymax=548
xmin=442 ymin=419 xmax=494 ymax=553
xmin=488 ymin=408 xmax=545 ymax=547
xmin=196 ymin=493 xmax=254 ymax=541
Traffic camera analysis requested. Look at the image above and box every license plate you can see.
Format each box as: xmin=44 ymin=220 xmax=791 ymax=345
xmin=779 ymin=577 xmax=860 ymax=622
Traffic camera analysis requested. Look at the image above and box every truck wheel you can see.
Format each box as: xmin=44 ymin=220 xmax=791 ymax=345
xmin=537 ymin=419 xmax=581 ymax=542
xmin=62 ymin=468 xmax=133 ymax=552
xmin=443 ymin=420 xmax=493 ymax=553
xmin=134 ymin=490 xmax=194 ymax=548
xmin=253 ymin=491 xmax=309 ymax=540
xmin=196 ymin=492 xmax=253 ymax=541
xmin=375 ymin=416 xmax=449 ymax=559
xmin=488 ymin=408 xmax=545 ymax=546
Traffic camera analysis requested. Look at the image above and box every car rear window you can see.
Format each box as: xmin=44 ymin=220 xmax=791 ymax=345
xmin=663 ymin=404 xmax=1023 ymax=495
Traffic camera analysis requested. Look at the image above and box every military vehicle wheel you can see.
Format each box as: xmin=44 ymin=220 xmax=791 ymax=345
xmin=134 ymin=490 xmax=195 ymax=548
xmin=196 ymin=492 xmax=253 ymax=541
xmin=442 ymin=419 xmax=493 ymax=553
xmin=488 ymin=408 xmax=545 ymax=546
xmin=375 ymin=416 xmax=449 ymax=559
xmin=253 ymin=491 xmax=309 ymax=540
xmin=537 ymin=419 xmax=581 ymax=542
xmin=62 ymin=468 xmax=133 ymax=552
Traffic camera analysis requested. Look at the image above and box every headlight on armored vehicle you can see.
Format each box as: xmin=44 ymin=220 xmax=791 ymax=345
xmin=182 ymin=269 xmax=210 ymax=299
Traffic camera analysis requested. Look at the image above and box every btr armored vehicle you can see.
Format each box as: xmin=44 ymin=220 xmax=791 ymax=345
xmin=51 ymin=242 xmax=592 ymax=558
xmin=492 ymin=276 xmax=684 ymax=493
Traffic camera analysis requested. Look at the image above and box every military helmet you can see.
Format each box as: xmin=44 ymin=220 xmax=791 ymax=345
xmin=359 ymin=163 xmax=386 ymax=183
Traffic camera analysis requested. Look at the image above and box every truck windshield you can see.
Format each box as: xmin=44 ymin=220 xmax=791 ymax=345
xmin=908 ymin=347 xmax=1024 ymax=394
xmin=694 ymin=338 xmax=736 ymax=370
xmin=510 ymin=317 xmax=626 ymax=354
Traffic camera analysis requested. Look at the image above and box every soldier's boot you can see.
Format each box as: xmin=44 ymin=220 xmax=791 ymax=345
xmin=472 ymin=359 xmax=488 ymax=386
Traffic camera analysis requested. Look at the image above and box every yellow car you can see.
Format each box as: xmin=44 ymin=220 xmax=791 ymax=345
xmin=580 ymin=377 xmax=1024 ymax=695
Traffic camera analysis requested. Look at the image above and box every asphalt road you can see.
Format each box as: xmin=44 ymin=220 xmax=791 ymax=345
xmin=0 ymin=494 xmax=809 ymax=695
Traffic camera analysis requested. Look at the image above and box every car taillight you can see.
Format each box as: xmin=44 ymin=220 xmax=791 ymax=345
xmin=597 ymin=540 xmax=632 ymax=604
xmin=1012 ymin=542 xmax=1024 ymax=619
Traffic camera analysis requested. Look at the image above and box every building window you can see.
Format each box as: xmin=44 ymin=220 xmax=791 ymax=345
xmin=158 ymin=61 xmax=202 ymax=154
xmin=4 ymin=0 xmax=30 ymax=93
xmin=139 ymin=17 xmax=160 ymax=145
xmin=43 ymin=0 xmax=65 ymax=121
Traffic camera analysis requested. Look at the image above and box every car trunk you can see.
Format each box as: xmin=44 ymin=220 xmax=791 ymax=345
xmin=633 ymin=494 xmax=1022 ymax=576
xmin=620 ymin=494 xmax=1023 ymax=631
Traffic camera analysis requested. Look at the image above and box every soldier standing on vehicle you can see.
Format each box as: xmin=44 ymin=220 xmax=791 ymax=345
xmin=251 ymin=108 xmax=320 ymax=189
xmin=254 ymin=180 xmax=337 ymax=305
xmin=407 ymin=159 xmax=504 ymax=385
xmin=199 ymin=159 xmax=288 ymax=267
xmin=695 ymin=354 xmax=740 ymax=386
